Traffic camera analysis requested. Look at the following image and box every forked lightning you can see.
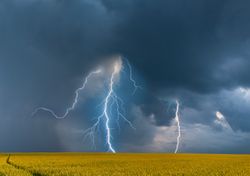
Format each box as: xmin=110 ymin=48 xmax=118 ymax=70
xmin=32 ymin=69 xmax=101 ymax=119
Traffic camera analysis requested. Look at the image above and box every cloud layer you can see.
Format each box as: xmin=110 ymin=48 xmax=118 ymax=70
xmin=0 ymin=0 xmax=250 ymax=153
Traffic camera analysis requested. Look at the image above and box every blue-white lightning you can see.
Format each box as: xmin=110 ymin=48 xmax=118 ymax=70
xmin=125 ymin=58 xmax=142 ymax=94
xmin=82 ymin=58 xmax=137 ymax=153
xmin=32 ymin=69 xmax=102 ymax=119
xmin=174 ymin=100 xmax=181 ymax=153
xmin=32 ymin=56 xmax=140 ymax=153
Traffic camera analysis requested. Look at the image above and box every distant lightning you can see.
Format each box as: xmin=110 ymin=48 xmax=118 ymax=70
xmin=174 ymin=100 xmax=181 ymax=153
xmin=125 ymin=58 xmax=142 ymax=94
xmin=32 ymin=69 xmax=102 ymax=119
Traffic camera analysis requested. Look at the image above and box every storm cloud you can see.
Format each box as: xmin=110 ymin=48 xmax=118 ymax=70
xmin=0 ymin=0 xmax=250 ymax=153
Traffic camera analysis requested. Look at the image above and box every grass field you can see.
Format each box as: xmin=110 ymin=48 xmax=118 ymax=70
xmin=0 ymin=153 xmax=249 ymax=176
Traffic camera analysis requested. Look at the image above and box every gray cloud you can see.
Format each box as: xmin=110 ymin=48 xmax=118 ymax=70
xmin=0 ymin=0 xmax=250 ymax=153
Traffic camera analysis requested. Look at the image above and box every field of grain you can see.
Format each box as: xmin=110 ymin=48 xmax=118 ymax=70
xmin=0 ymin=153 xmax=249 ymax=176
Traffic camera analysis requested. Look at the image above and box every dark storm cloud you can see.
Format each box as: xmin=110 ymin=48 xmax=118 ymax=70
xmin=139 ymin=94 xmax=177 ymax=126
xmin=1 ymin=0 xmax=250 ymax=152
xmin=1 ymin=0 xmax=250 ymax=97
xmin=0 ymin=0 xmax=115 ymax=110
xmin=99 ymin=0 xmax=250 ymax=136
xmin=0 ymin=0 xmax=250 ymax=96
xmin=0 ymin=0 xmax=115 ymax=151
xmin=100 ymin=0 xmax=250 ymax=93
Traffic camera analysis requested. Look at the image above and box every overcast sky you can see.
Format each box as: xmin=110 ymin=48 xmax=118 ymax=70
xmin=0 ymin=0 xmax=250 ymax=153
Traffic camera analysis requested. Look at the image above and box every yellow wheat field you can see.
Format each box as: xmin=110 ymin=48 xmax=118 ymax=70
xmin=0 ymin=153 xmax=249 ymax=176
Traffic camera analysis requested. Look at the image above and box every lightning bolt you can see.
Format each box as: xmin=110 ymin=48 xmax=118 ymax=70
xmin=82 ymin=59 xmax=136 ymax=153
xmin=102 ymin=63 xmax=117 ymax=153
xmin=32 ymin=56 xmax=139 ymax=153
xmin=32 ymin=69 xmax=102 ymax=119
xmin=125 ymin=58 xmax=142 ymax=94
xmin=174 ymin=100 xmax=181 ymax=153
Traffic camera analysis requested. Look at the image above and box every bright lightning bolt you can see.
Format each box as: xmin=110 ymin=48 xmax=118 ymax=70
xmin=102 ymin=62 xmax=118 ymax=153
xmin=32 ymin=69 xmax=102 ymax=119
xmin=82 ymin=58 xmax=136 ymax=153
xmin=32 ymin=56 xmax=139 ymax=153
xmin=174 ymin=100 xmax=181 ymax=153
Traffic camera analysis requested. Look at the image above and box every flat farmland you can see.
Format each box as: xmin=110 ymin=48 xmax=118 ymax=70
xmin=0 ymin=153 xmax=249 ymax=176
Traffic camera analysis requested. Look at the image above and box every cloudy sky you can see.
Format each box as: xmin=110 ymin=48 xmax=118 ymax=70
xmin=0 ymin=0 xmax=250 ymax=153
